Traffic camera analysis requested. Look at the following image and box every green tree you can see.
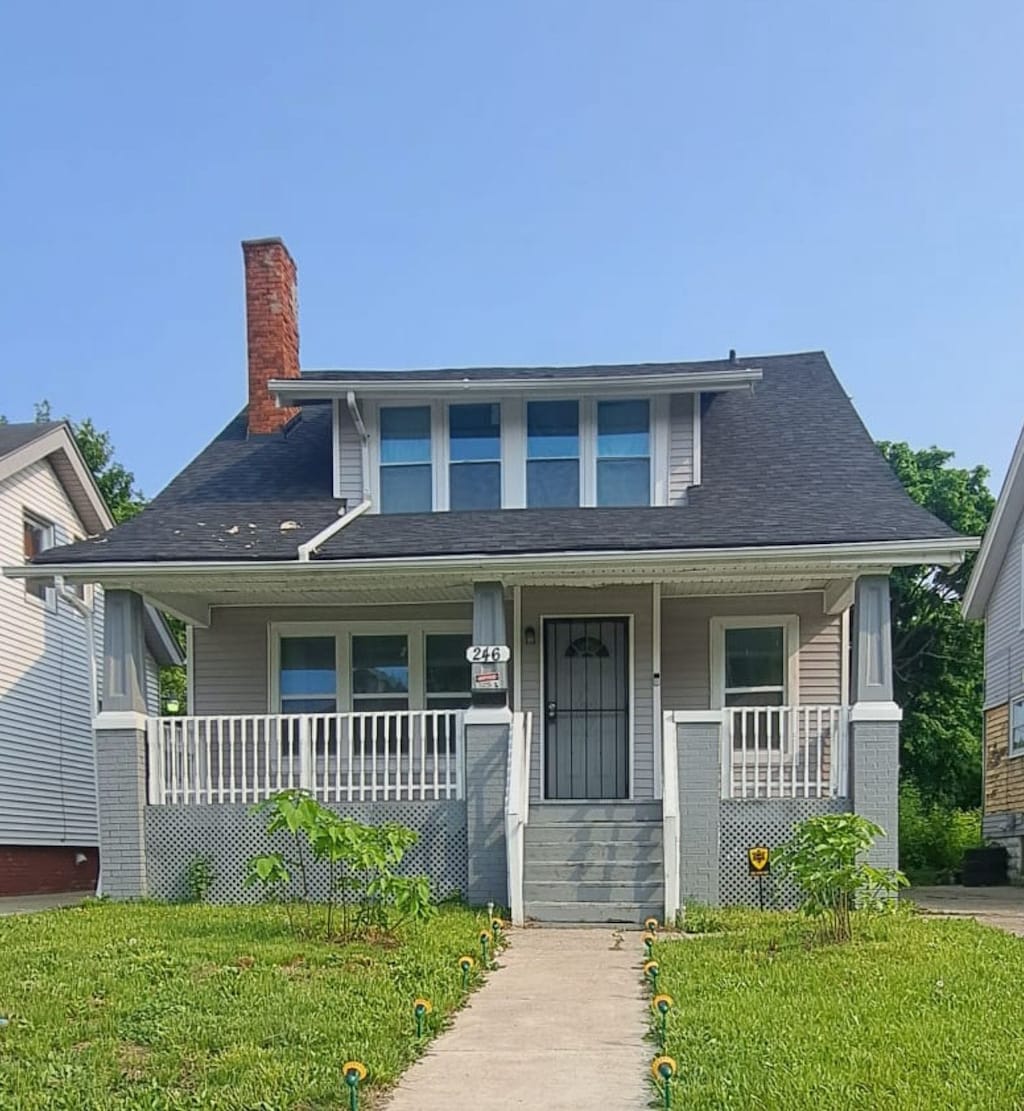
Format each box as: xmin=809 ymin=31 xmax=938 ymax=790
xmin=878 ymin=443 xmax=995 ymax=809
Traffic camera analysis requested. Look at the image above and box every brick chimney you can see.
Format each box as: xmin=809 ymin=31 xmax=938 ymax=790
xmin=242 ymin=237 xmax=300 ymax=436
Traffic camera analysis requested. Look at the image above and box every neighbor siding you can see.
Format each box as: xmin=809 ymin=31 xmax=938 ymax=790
xmin=660 ymin=592 xmax=843 ymax=710
xmin=983 ymin=704 xmax=1024 ymax=814
xmin=335 ymin=403 xmax=365 ymax=505
xmin=0 ymin=457 xmax=98 ymax=845
xmin=193 ymin=603 xmax=474 ymax=714
xmin=668 ymin=393 xmax=695 ymax=503
xmin=519 ymin=585 xmax=655 ymax=802
xmin=983 ymin=513 xmax=1024 ymax=711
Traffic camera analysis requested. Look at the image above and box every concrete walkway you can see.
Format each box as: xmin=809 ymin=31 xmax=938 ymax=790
xmin=383 ymin=928 xmax=651 ymax=1110
xmin=904 ymin=885 xmax=1024 ymax=937
xmin=0 ymin=892 xmax=91 ymax=917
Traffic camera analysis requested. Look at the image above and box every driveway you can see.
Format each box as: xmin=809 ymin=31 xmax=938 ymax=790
xmin=0 ymin=892 xmax=92 ymax=917
xmin=904 ymin=886 xmax=1024 ymax=937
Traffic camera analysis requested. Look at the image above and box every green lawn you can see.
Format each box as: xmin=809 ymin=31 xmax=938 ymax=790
xmin=651 ymin=908 xmax=1024 ymax=1110
xmin=0 ymin=900 xmax=493 ymax=1110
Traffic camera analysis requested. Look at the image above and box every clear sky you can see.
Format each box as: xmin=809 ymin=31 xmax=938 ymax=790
xmin=2 ymin=1 xmax=1022 ymax=498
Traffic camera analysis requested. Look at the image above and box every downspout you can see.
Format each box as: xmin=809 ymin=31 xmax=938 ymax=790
xmin=58 ymin=582 xmax=102 ymax=895
xmin=297 ymin=499 xmax=372 ymax=561
xmin=346 ymin=390 xmax=372 ymax=501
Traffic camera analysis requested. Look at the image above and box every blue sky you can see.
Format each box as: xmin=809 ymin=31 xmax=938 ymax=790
xmin=2 ymin=1 xmax=1022 ymax=497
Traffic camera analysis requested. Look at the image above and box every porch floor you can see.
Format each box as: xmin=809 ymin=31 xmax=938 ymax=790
xmin=382 ymin=927 xmax=649 ymax=1110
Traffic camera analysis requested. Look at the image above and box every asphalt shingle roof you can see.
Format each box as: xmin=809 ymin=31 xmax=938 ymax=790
xmin=0 ymin=421 xmax=64 ymax=458
xmin=295 ymin=360 xmax=756 ymax=384
xmin=33 ymin=352 xmax=958 ymax=566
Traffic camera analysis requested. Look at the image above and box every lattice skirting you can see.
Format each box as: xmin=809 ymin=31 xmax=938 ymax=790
xmin=144 ymin=801 xmax=468 ymax=904
xmin=719 ymin=797 xmax=850 ymax=908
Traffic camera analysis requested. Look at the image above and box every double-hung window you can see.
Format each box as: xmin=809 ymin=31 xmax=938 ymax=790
xmin=1012 ymin=698 xmax=1024 ymax=758
xmin=714 ymin=618 xmax=795 ymax=751
xmin=425 ymin=633 xmax=472 ymax=709
xmin=449 ymin=404 xmax=501 ymax=510
xmin=379 ymin=406 xmax=432 ymax=514
xmin=279 ymin=637 xmax=337 ymax=713
xmin=23 ymin=512 xmax=55 ymax=602
xmin=352 ymin=635 xmax=410 ymax=712
xmin=526 ymin=400 xmax=579 ymax=507
xmin=597 ymin=400 xmax=650 ymax=506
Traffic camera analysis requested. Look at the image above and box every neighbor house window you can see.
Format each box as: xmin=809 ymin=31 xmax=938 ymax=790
xmin=449 ymin=404 xmax=501 ymax=511
xmin=527 ymin=400 xmax=579 ymax=507
xmin=425 ymin=633 xmax=472 ymax=709
xmin=279 ymin=637 xmax=337 ymax=713
xmin=23 ymin=512 xmax=55 ymax=601
xmin=596 ymin=399 xmax=650 ymax=506
xmin=379 ymin=406 xmax=432 ymax=513
xmin=1012 ymin=698 xmax=1024 ymax=757
xmin=352 ymin=635 xmax=410 ymax=711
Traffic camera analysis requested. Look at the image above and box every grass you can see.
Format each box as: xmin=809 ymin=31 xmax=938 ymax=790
xmin=649 ymin=908 xmax=1024 ymax=1110
xmin=0 ymin=899 xmax=496 ymax=1110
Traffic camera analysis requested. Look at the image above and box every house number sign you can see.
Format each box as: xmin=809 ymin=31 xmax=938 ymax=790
xmin=466 ymin=645 xmax=511 ymax=664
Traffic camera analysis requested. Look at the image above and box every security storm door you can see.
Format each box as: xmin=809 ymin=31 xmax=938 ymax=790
xmin=543 ymin=618 xmax=629 ymax=800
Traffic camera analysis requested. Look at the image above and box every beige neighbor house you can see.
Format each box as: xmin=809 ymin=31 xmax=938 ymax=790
xmin=12 ymin=238 xmax=975 ymax=923
xmin=964 ymin=423 xmax=1024 ymax=876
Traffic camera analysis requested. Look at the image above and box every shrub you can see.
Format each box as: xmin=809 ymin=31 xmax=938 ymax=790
xmin=899 ymin=782 xmax=982 ymax=884
xmin=183 ymin=855 xmax=217 ymax=902
xmin=244 ymin=789 xmax=436 ymax=941
xmin=774 ymin=812 xmax=907 ymax=943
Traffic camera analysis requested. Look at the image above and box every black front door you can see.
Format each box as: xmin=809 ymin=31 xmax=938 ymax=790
xmin=543 ymin=617 xmax=629 ymax=800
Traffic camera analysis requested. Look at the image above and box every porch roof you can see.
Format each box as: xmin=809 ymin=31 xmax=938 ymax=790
xmin=27 ymin=351 xmax=964 ymax=569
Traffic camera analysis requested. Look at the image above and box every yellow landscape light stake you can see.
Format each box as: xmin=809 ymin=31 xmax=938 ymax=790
xmin=643 ymin=932 xmax=656 ymax=959
xmin=458 ymin=955 xmax=475 ymax=990
xmin=643 ymin=959 xmax=660 ymax=993
xmin=652 ymin=994 xmax=673 ymax=1050
xmin=645 ymin=916 xmax=659 ymax=933
xmin=479 ymin=929 xmax=491 ymax=967
xmin=413 ymin=998 xmax=432 ymax=1039
xmin=652 ymin=1055 xmax=677 ymax=1109
xmin=491 ymin=917 xmax=503 ymax=945
xmin=342 ymin=1061 xmax=367 ymax=1111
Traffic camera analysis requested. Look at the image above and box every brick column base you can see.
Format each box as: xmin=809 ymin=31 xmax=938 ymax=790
xmin=94 ymin=720 xmax=149 ymax=898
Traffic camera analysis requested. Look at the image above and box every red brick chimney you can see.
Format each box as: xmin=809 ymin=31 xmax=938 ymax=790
xmin=242 ymin=237 xmax=300 ymax=436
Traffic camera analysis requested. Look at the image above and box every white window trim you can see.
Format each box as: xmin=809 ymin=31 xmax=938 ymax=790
xmin=709 ymin=615 xmax=801 ymax=710
xmin=1019 ymin=543 xmax=1024 ymax=631
xmin=23 ymin=510 xmax=56 ymax=611
xmin=1010 ymin=697 xmax=1024 ymax=759
xmin=268 ymin=620 xmax=472 ymax=713
xmin=365 ymin=396 xmax=665 ymax=512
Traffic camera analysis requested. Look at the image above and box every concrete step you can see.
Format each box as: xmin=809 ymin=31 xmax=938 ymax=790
xmin=528 ymin=802 xmax=662 ymax=824
xmin=526 ymin=860 xmax=662 ymax=884
xmin=523 ymin=880 xmax=663 ymax=904
xmin=524 ymin=822 xmax=662 ymax=846
xmin=525 ymin=900 xmax=664 ymax=925
xmin=525 ymin=839 xmax=663 ymax=864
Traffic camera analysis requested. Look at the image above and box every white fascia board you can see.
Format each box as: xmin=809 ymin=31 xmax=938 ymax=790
xmin=963 ymin=423 xmax=1024 ymax=620
xmin=268 ymin=368 xmax=764 ymax=402
xmin=3 ymin=535 xmax=980 ymax=584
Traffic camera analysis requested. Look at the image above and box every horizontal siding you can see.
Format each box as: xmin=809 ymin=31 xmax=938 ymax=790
xmin=0 ymin=458 xmax=98 ymax=845
xmin=661 ymin=592 xmax=843 ymax=711
xmin=984 ymin=513 xmax=1024 ymax=709
xmin=667 ymin=393 xmax=694 ymax=503
xmin=145 ymin=651 xmax=161 ymax=716
xmin=194 ymin=603 xmax=473 ymax=714
xmin=984 ymin=704 xmax=1024 ymax=813
xmin=520 ymin=585 xmax=654 ymax=802
xmin=336 ymin=403 xmax=365 ymax=505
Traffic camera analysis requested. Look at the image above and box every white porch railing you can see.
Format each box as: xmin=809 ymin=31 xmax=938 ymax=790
xmin=504 ymin=711 xmax=533 ymax=927
xmin=724 ymin=705 xmax=848 ymax=800
xmin=146 ymin=711 xmax=465 ymax=806
xmin=661 ymin=715 xmax=681 ymax=923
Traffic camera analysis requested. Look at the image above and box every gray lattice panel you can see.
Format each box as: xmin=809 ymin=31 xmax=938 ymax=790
xmin=719 ymin=797 xmax=849 ymax=908
xmin=144 ymin=801 xmax=468 ymax=904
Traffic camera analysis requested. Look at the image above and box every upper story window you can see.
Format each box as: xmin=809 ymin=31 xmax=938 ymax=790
xmin=380 ymin=406 xmax=432 ymax=514
xmin=597 ymin=399 xmax=650 ymax=506
xmin=449 ymin=404 xmax=501 ymax=511
xmin=23 ymin=512 xmax=55 ymax=602
xmin=527 ymin=400 xmax=580 ymax=508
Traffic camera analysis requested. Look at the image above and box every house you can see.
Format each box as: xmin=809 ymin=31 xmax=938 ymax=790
xmin=0 ymin=422 xmax=181 ymax=896
xmin=11 ymin=238 xmax=976 ymax=923
xmin=964 ymin=424 xmax=1024 ymax=876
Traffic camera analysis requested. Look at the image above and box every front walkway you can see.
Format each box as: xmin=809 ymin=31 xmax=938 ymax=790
xmin=904 ymin=885 xmax=1024 ymax=936
xmin=384 ymin=928 xmax=650 ymax=1111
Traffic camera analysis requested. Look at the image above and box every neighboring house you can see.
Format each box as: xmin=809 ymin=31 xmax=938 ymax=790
xmin=964 ymin=424 xmax=1024 ymax=876
xmin=15 ymin=239 xmax=975 ymax=923
xmin=0 ymin=422 xmax=181 ymax=896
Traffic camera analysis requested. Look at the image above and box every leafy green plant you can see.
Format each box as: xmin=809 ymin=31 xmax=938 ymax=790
xmin=773 ymin=813 xmax=907 ymax=943
xmin=246 ymin=789 xmax=436 ymax=941
xmin=899 ymin=783 xmax=982 ymax=884
xmin=183 ymin=856 xmax=217 ymax=903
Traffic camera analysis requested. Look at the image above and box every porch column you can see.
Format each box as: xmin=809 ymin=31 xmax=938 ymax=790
xmin=470 ymin=581 xmax=508 ymax=708
xmin=849 ymin=575 xmax=901 ymax=870
xmin=94 ymin=588 xmax=150 ymax=898
xmin=674 ymin=711 xmax=723 ymax=908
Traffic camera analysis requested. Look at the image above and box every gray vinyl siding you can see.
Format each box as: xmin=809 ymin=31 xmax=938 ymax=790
xmin=335 ymin=403 xmax=365 ymax=505
xmin=983 ymin=512 xmax=1024 ymax=710
xmin=661 ymin=592 xmax=843 ymax=710
xmin=0 ymin=457 xmax=98 ymax=846
xmin=193 ymin=603 xmax=473 ymax=714
xmin=520 ymin=585 xmax=654 ymax=802
xmin=668 ymin=393 xmax=695 ymax=502
xmin=145 ymin=651 xmax=161 ymax=715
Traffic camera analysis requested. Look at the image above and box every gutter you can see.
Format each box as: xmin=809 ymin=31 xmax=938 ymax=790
xmin=297 ymin=499 xmax=372 ymax=561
